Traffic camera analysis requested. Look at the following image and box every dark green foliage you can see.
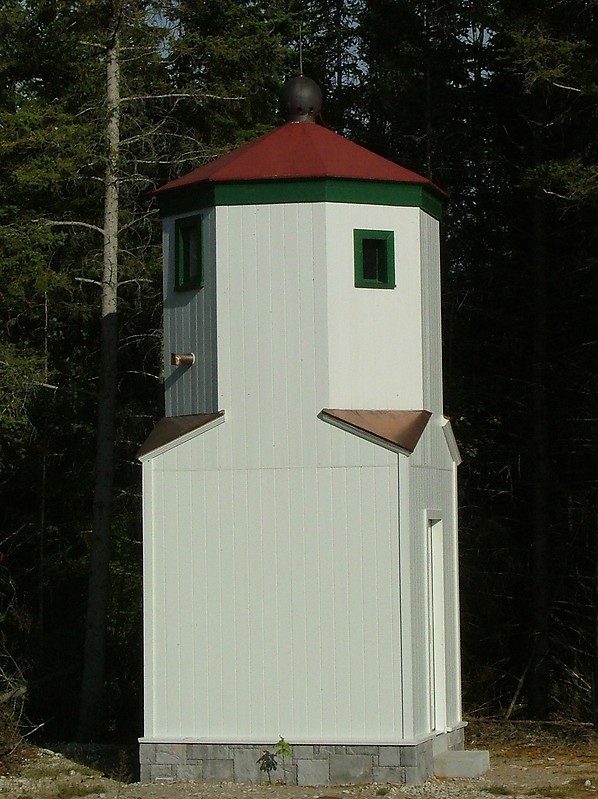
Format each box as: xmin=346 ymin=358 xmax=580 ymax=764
xmin=1 ymin=0 xmax=598 ymax=744
xmin=442 ymin=0 xmax=598 ymax=720
xmin=0 ymin=0 xmax=163 ymax=740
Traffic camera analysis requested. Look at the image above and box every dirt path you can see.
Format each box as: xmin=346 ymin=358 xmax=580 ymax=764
xmin=470 ymin=720 xmax=598 ymax=797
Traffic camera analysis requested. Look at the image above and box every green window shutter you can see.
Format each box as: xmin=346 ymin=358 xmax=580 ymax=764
xmin=354 ymin=229 xmax=395 ymax=288
xmin=174 ymin=215 xmax=203 ymax=291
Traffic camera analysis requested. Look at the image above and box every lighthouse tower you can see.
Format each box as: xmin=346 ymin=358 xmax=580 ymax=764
xmin=138 ymin=78 xmax=481 ymax=785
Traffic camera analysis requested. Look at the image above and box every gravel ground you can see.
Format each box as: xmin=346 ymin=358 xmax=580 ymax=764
xmin=2 ymin=722 xmax=598 ymax=799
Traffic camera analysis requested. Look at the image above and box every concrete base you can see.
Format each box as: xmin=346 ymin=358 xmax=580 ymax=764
xmin=140 ymin=728 xmax=467 ymax=786
xmin=434 ymin=749 xmax=490 ymax=779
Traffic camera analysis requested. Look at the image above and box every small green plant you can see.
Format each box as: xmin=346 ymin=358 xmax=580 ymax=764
xmin=275 ymin=736 xmax=293 ymax=783
xmin=275 ymin=736 xmax=292 ymax=761
xmin=376 ymin=788 xmax=390 ymax=796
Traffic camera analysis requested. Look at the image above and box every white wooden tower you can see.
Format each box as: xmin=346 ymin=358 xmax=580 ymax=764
xmin=138 ymin=77 xmax=476 ymax=785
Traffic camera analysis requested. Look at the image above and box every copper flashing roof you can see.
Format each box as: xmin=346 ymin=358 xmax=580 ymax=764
xmin=155 ymin=122 xmax=445 ymax=196
xmin=137 ymin=412 xmax=224 ymax=459
xmin=320 ymin=409 xmax=432 ymax=454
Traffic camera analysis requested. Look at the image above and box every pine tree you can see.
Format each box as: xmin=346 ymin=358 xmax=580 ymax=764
xmin=454 ymin=0 xmax=598 ymax=719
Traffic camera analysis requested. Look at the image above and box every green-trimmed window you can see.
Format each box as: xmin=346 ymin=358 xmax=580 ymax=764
xmin=174 ymin=215 xmax=203 ymax=291
xmin=354 ymin=229 xmax=395 ymax=289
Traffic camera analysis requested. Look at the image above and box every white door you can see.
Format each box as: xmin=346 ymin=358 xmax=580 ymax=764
xmin=427 ymin=515 xmax=447 ymax=733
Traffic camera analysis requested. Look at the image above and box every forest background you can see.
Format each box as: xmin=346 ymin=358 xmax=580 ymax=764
xmin=0 ymin=0 xmax=597 ymax=745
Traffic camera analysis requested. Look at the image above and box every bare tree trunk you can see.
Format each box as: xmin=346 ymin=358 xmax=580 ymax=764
xmin=38 ymin=291 xmax=49 ymax=648
xmin=77 ymin=14 xmax=121 ymax=741
xmin=423 ymin=4 xmax=433 ymax=180
xmin=593 ymin=489 xmax=598 ymax=727
xmin=527 ymin=182 xmax=551 ymax=719
xmin=335 ymin=0 xmax=343 ymax=92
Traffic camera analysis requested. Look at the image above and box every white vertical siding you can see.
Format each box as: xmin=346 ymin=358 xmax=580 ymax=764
xmin=147 ymin=422 xmax=406 ymax=741
xmin=215 ymin=203 xmax=330 ymax=470
xmin=163 ymin=209 xmax=218 ymax=417
xmin=420 ymin=212 xmax=443 ymax=415
xmin=324 ymin=204 xmax=424 ymax=410
xmin=144 ymin=197 xmax=461 ymax=746
xmin=403 ymin=421 xmax=462 ymax=738
xmin=397 ymin=455 xmax=413 ymax=740
xmin=142 ymin=460 xmax=156 ymax=737
xmin=444 ymin=458 xmax=462 ymax=725
xmin=162 ymin=202 xmax=436 ymax=421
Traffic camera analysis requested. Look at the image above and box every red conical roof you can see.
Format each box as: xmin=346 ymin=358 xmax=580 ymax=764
xmin=156 ymin=121 xmax=443 ymax=195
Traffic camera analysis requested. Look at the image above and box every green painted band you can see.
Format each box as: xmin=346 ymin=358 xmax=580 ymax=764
xmin=156 ymin=178 xmax=444 ymax=220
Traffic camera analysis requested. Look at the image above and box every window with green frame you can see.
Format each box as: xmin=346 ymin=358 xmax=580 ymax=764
xmin=353 ymin=229 xmax=395 ymax=289
xmin=174 ymin=215 xmax=203 ymax=291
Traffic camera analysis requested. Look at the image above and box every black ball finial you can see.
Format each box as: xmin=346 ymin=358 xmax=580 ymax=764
xmin=280 ymin=76 xmax=323 ymax=123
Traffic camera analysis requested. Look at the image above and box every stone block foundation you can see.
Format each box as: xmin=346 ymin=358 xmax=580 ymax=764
xmin=139 ymin=728 xmax=465 ymax=786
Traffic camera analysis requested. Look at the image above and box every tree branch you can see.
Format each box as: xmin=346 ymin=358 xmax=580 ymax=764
xmin=542 ymin=188 xmax=573 ymax=201
xmin=75 ymin=277 xmax=103 ymax=287
xmin=552 ymin=81 xmax=583 ymax=93
xmin=121 ymin=370 xmax=161 ymax=381
xmin=120 ymin=92 xmax=243 ymax=103
xmin=35 ymin=219 xmax=104 ymax=235
xmin=34 ymin=382 xmax=59 ymax=391
xmin=117 ymin=278 xmax=152 ymax=287
xmin=118 ymin=210 xmax=158 ymax=235
xmin=79 ymin=40 xmax=106 ymax=49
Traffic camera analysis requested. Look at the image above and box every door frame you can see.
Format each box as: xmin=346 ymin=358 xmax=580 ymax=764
xmin=425 ymin=510 xmax=447 ymax=734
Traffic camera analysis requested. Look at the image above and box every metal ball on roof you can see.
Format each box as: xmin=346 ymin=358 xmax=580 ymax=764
xmin=280 ymin=76 xmax=323 ymax=123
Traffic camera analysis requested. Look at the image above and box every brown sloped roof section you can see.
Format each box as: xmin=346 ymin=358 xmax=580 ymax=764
xmin=137 ymin=412 xmax=224 ymax=459
xmin=320 ymin=409 xmax=432 ymax=454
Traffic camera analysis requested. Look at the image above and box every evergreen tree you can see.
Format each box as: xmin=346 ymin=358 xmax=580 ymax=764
xmin=3 ymin=0 xmax=598 ymax=738
xmin=0 ymin=0 xmax=167 ymax=738
xmin=452 ymin=0 xmax=598 ymax=719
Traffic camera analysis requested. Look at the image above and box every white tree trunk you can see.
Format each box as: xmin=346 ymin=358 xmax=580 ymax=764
xmin=78 ymin=17 xmax=120 ymax=741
